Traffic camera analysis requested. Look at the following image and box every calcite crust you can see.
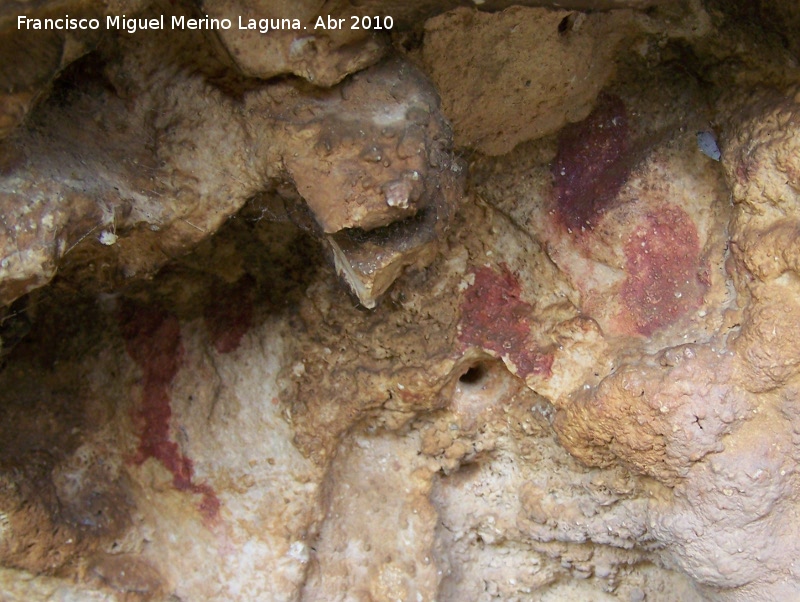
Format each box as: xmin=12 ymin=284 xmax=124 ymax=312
xmin=2 ymin=1 xmax=800 ymax=601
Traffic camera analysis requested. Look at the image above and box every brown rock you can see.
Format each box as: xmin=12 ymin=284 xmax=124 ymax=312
xmin=203 ymin=0 xmax=387 ymax=86
xmin=423 ymin=6 xmax=631 ymax=155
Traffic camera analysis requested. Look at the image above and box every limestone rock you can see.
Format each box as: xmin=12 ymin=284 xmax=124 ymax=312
xmin=202 ymin=0 xmax=387 ymax=86
xmin=0 ymin=23 xmax=460 ymax=308
xmin=423 ymin=6 xmax=631 ymax=155
xmin=3 ymin=1 xmax=800 ymax=601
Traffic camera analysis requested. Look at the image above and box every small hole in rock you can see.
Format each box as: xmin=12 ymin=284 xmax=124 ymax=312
xmin=459 ymin=363 xmax=488 ymax=386
xmin=558 ymin=14 xmax=574 ymax=36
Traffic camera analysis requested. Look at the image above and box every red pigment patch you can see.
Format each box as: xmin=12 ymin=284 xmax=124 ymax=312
xmin=118 ymin=302 xmax=220 ymax=522
xmin=458 ymin=265 xmax=553 ymax=378
xmin=621 ymin=206 xmax=705 ymax=336
xmin=552 ymin=93 xmax=630 ymax=231
xmin=203 ymin=276 xmax=255 ymax=354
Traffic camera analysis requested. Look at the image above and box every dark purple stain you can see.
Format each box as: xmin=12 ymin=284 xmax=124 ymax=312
xmin=552 ymin=93 xmax=630 ymax=231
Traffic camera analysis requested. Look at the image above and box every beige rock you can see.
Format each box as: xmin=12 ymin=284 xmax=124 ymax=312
xmin=203 ymin=0 xmax=387 ymax=85
xmin=271 ymin=57 xmax=460 ymax=234
xmin=0 ymin=26 xmax=460 ymax=308
xmin=554 ymin=345 xmax=749 ymax=484
xmin=423 ymin=6 xmax=632 ymax=155
xmin=3 ymin=2 xmax=800 ymax=602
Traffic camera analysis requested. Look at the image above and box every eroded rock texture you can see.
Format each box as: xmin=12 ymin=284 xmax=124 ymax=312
xmin=2 ymin=0 xmax=800 ymax=601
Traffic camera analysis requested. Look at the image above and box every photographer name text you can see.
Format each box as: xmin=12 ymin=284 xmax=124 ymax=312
xmin=17 ymin=14 xmax=394 ymax=34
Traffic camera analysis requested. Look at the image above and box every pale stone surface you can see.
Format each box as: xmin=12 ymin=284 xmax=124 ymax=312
xmin=2 ymin=1 xmax=800 ymax=601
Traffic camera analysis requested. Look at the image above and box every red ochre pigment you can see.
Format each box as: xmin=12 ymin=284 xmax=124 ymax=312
xmin=459 ymin=265 xmax=553 ymax=378
xmin=119 ymin=302 xmax=220 ymax=522
xmin=621 ymin=206 xmax=705 ymax=336
xmin=552 ymin=93 xmax=631 ymax=232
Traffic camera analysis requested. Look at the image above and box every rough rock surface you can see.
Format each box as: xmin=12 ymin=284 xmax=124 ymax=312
xmin=0 ymin=3 xmax=461 ymax=309
xmin=423 ymin=7 xmax=629 ymax=155
xmin=203 ymin=0 xmax=388 ymax=86
xmin=2 ymin=0 xmax=800 ymax=601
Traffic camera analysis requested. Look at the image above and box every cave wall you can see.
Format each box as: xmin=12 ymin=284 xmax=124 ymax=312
xmin=1 ymin=0 xmax=800 ymax=600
